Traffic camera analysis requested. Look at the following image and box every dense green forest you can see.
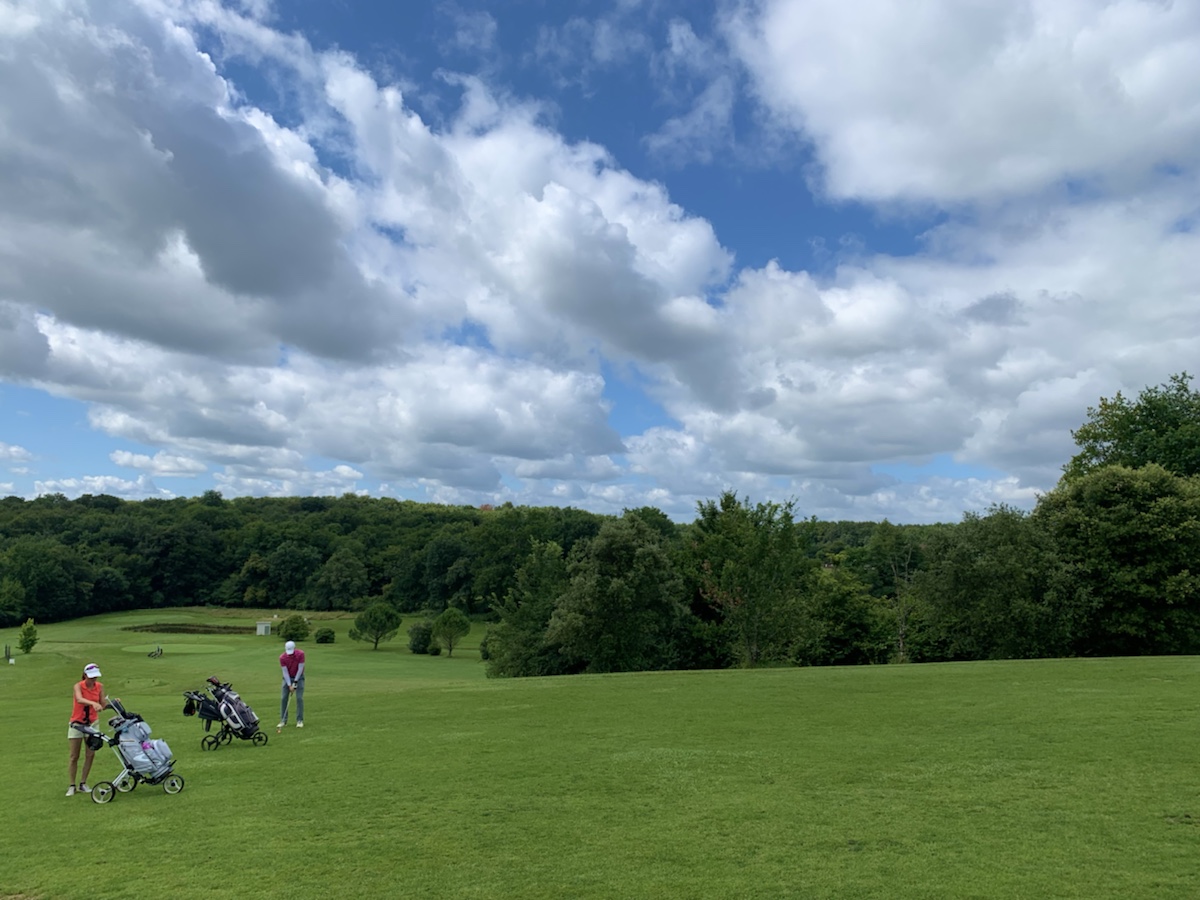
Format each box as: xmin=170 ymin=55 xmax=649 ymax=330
xmin=4 ymin=374 xmax=1200 ymax=675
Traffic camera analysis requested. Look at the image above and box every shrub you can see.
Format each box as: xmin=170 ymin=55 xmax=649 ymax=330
xmin=17 ymin=618 xmax=38 ymax=655
xmin=428 ymin=641 xmax=442 ymax=656
xmin=478 ymin=629 xmax=491 ymax=661
xmin=314 ymin=627 xmax=335 ymax=644
xmin=278 ymin=614 xmax=311 ymax=643
xmin=407 ymin=620 xmax=434 ymax=654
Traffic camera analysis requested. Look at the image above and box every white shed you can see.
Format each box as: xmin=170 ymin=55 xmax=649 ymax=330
xmin=256 ymin=621 xmax=272 ymax=636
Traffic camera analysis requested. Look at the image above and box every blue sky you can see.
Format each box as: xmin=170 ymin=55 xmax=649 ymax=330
xmin=1 ymin=0 xmax=1199 ymax=521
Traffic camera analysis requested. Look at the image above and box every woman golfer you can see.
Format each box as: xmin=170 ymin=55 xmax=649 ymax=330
xmin=66 ymin=663 xmax=113 ymax=796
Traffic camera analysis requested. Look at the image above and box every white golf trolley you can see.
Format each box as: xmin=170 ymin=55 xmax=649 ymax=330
xmin=75 ymin=697 xmax=185 ymax=804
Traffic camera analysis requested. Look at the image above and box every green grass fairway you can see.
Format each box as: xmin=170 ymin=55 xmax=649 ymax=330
xmin=3 ymin=610 xmax=1199 ymax=899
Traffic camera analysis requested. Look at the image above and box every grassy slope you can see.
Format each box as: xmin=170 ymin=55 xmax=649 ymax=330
xmin=1 ymin=610 xmax=1198 ymax=899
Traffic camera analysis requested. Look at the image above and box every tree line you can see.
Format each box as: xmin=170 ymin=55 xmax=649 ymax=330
xmin=3 ymin=374 xmax=1200 ymax=675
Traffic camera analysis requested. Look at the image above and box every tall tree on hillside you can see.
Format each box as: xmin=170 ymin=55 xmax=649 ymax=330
xmin=487 ymin=540 xmax=572 ymax=678
xmin=862 ymin=521 xmax=936 ymax=663
xmin=623 ymin=506 xmax=679 ymax=540
xmin=424 ymin=524 xmax=475 ymax=612
xmin=793 ymin=560 xmax=883 ymax=666
xmin=229 ymin=551 xmax=270 ymax=607
xmin=147 ymin=518 xmax=225 ymax=606
xmin=0 ymin=577 xmax=25 ymax=628
xmin=307 ymin=546 xmax=370 ymax=611
xmin=1 ymin=536 xmax=94 ymax=622
xmin=1035 ymin=464 xmax=1200 ymax=656
xmin=267 ymin=540 xmax=323 ymax=608
xmin=917 ymin=506 xmax=1062 ymax=660
xmin=88 ymin=564 xmax=134 ymax=615
xmin=693 ymin=492 xmax=811 ymax=667
xmin=547 ymin=514 xmax=685 ymax=674
xmin=1064 ymin=372 xmax=1200 ymax=481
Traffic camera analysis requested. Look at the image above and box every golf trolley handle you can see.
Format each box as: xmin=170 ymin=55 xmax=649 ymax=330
xmin=109 ymin=697 xmax=131 ymax=718
xmin=73 ymin=721 xmax=111 ymax=749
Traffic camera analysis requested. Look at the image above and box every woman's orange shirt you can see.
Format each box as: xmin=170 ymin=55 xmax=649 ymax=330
xmin=71 ymin=680 xmax=104 ymax=725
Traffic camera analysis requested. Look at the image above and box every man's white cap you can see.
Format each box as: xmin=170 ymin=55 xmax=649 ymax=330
xmin=84 ymin=663 xmax=102 ymax=678
xmin=285 ymin=641 xmax=296 ymax=654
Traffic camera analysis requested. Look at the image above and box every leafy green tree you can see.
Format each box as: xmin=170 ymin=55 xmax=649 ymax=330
xmin=1065 ymin=372 xmax=1200 ymax=480
xmin=307 ymin=546 xmax=370 ymax=611
xmin=200 ymin=489 xmax=225 ymax=507
xmin=267 ymin=541 xmax=323 ymax=607
xmin=89 ymin=565 xmax=133 ymax=615
xmin=793 ymin=562 xmax=882 ymax=666
xmin=861 ymin=521 xmax=938 ymax=663
xmin=0 ymin=577 xmax=25 ymax=628
xmin=2 ymin=536 xmax=94 ymax=622
xmin=546 ymin=513 xmax=685 ymax=674
xmin=917 ymin=506 xmax=1063 ymax=660
xmin=466 ymin=506 xmax=605 ymax=617
xmin=424 ymin=524 xmax=475 ymax=612
xmin=432 ymin=607 xmax=471 ymax=657
xmin=146 ymin=518 xmax=225 ymax=605
xmin=277 ymin=614 xmax=311 ymax=643
xmin=17 ymin=617 xmax=38 ymax=654
xmin=622 ymin=506 xmax=678 ymax=541
xmin=692 ymin=492 xmax=811 ymax=667
xmin=1035 ymin=464 xmax=1200 ymax=656
xmin=349 ymin=602 xmax=403 ymax=649
xmin=377 ymin=534 xmax=433 ymax=613
xmin=229 ymin=552 xmax=269 ymax=608
xmin=487 ymin=540 xmax=571 ymax=677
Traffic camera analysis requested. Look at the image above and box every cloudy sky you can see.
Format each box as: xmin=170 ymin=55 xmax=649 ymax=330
xmin=1 ymin=0 xmax=1198 ymax=523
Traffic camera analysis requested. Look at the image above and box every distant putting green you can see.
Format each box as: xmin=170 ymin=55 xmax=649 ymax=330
xmin=2 ymin=610 xmax=1199 ymax=899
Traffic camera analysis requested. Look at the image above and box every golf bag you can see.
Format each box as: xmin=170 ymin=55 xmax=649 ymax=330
xmin=183 ymin=676 xmax=268 ymax=749
xmin=116 ymin=717 xmax=174 ymax=779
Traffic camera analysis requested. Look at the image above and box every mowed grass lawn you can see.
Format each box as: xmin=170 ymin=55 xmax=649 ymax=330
xmin=2 ymin=610 xmax=1199 ymax=899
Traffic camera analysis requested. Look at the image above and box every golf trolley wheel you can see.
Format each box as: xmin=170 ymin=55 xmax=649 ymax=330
xmin=201 ymin=735 xmax=220 ymax=751
xmin=115 ymin=773 xmax=137 ymax=793
xmin=217 ymin=729 xmax=233 ymax=745
xmin=91 ymin=782 xmax=116 ymax=804
xmin=252 ymin=731 xmax=268 ymax=747
xmin=163 ymin=774 xmax=185 ymax=795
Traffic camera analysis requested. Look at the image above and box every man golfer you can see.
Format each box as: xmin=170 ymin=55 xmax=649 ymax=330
xmin=278 ymin=640 xmax=306 ymax=732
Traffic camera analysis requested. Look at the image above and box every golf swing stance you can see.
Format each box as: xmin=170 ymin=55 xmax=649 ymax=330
xmin=278 ymin=640 xmax=305 ymax=731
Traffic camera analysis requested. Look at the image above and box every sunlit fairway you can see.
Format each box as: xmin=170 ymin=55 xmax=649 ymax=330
xmin=3 ymin=609 xmax=1199 ymax=899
